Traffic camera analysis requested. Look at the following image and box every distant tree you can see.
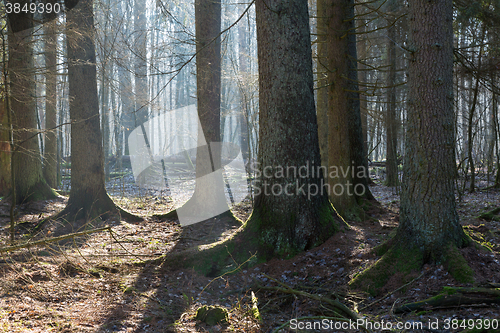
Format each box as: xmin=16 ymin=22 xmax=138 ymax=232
xmin=43 ymin=18 xmax=59 ymax=188
xmin=133 ymin=0 xmax=148 ymax=127
xmin=0 ymin=100 xmax=10 ymax=197
xmin=161 ymin=0 xmax=231 ymax=224
xmin=59 ymin=0 xmax=136 ymax=221
xmin=385 ymin=0 xmax=399 ymax=187
xmin=7 ymin=4 xmax=56 ymax=204
xmin=352 ymin=0 xmax=472 ymax=293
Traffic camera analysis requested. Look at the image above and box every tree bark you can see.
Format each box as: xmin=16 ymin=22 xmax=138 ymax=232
xmin=316 ymin=0 xmax=328 ymax=172
xmin=398 ymin=0 xmax=468 ymax=256
xmin=327 ymin=0 xmax=369 ymax=218
xmin=7 ymin=5 xmax=56 ymax=204
xmin=62 ymin=0 xmax=137 ymax=221
xmin=250 ymin=0 xmax=343 ymax=256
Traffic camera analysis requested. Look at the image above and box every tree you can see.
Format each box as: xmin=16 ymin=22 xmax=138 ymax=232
xmin=326 ymin=0 xmax=373 ymax=219
xmin=160 ymin=0 xmax=231 ymax=225
xmin=43 ymin=18 xmax=59 ymax=188
xmin=251 ymin=0 xmax=344 ymax=255
xmin=0 ymin=100 xmax=10 ymax=197
xmin=7 ymin=4 xmax=56 ymax=204
xmin=162 ymin=0 xmax=344 ymax=275
xmin=385 ymin=0 xmax=399 ymax=187
xmin=351 ymin=0 xmax=472 ymax=294
xmin=59 ymin=0 xmax=136 ymax=221
xmin=316 ymin=0 xmax=328 ymax=171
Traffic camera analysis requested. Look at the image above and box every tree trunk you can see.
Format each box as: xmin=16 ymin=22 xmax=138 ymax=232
xmin=43 ymin=19 xmax=58 ymax=188
xmin=62 ymin=0 xmax=136 ymax=221
xmin=250 ymin=0 xmax=343 ymax=256
xmin=168 ymin=0 xmax=230 ymax=226
xmin=351 ymin=0 xmax=471 ymax=294
xmin=398 ymin=0 xmax=468 ymax=256
xmin=327 ymin=0 xmax=362 ymax=218
xmin=133 ymin=0 xmax=148 ymax=128
xmin=0 ymin=99 xmax=10 ymax=196
xmin=7 ymin=7 xmax=56 ymax=204
xmin=316 ymin=0 xmax=328 ymax=171
xmin=385 ymin=0 xmax=399 ymax=187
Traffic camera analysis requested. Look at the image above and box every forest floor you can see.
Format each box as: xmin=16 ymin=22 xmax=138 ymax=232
xmin=0 ymin=171 xmax=499 ymax=332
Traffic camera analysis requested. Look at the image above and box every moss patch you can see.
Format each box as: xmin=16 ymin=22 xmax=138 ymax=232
xmin=349 ymin=243 xmax=423 ymax=296
xmin=195 ymin=305 xmax=228 ymax=326
xmin=444 ymin=245 xmax=474 ymax=283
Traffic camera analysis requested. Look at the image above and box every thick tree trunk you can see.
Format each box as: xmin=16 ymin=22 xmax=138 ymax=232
xmin=398 ymin=0 xmax=468 ymax=256
xmin=250 ymin=0 xmax=343 ymax=256
xmin=351 ymin=0 xmax=471 ymax=294
xmin=7 ymin=8 xmax=56 ymax=204
xmin=62 ymin=0 xmax=136 ymax=221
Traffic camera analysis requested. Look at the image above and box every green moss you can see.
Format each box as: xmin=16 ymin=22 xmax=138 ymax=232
xmin=478 ymin=207 xmax=500 ymax=221
xmin=444 ymin=245 xmax=474 ymax=283
xmin=442 ymin=286 xmax=457 ymax=295
xmin=373 ymin=240 xmax=391 ymax=256
xmin=195 ymin=306 xmax=228 ymax=326
xmin=349 ymin=244 xmax=423 ymax=296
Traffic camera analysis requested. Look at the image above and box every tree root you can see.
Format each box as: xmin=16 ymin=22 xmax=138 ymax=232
xmin=479 ymin=207 xmax=500 ymax=221
xmin=395 ymin=286 xmax=500 ymax=313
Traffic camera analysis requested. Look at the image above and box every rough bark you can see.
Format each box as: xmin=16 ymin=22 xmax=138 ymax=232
xmin=251 ymin=0 xmax=343 ymax=256
xmin=160 ymin=0 xmax=345 ymax=274
xmin=7 ymin=6 xmax=56 ymax=204
xmin=350 ymin=0 xmax=471 ymax=294
xmin=398 ymin=0 xmax=468 ymax=257
xmin=61 ymin=0 xmax=137 ymax=222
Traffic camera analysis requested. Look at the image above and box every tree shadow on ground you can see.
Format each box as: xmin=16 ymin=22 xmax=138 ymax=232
xmin=97 ymin=212 xmax=255 ymax=332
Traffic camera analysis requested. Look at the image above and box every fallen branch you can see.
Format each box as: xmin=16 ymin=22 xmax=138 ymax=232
xmin=395 ymin=286 xmax=500 ymax=313
xmin=0 ymin=226 xmax=110 ymax=254
xmin=259 ymin=273 xmax=361 ymax=321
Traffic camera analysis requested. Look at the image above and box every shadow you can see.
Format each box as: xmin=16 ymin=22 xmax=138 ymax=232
xmin=96 ymin=209 xmax=252 ymax=332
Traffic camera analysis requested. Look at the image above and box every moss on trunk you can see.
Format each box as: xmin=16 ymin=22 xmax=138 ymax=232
xmin=350 ymin=240 xmax=473 ymax=296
